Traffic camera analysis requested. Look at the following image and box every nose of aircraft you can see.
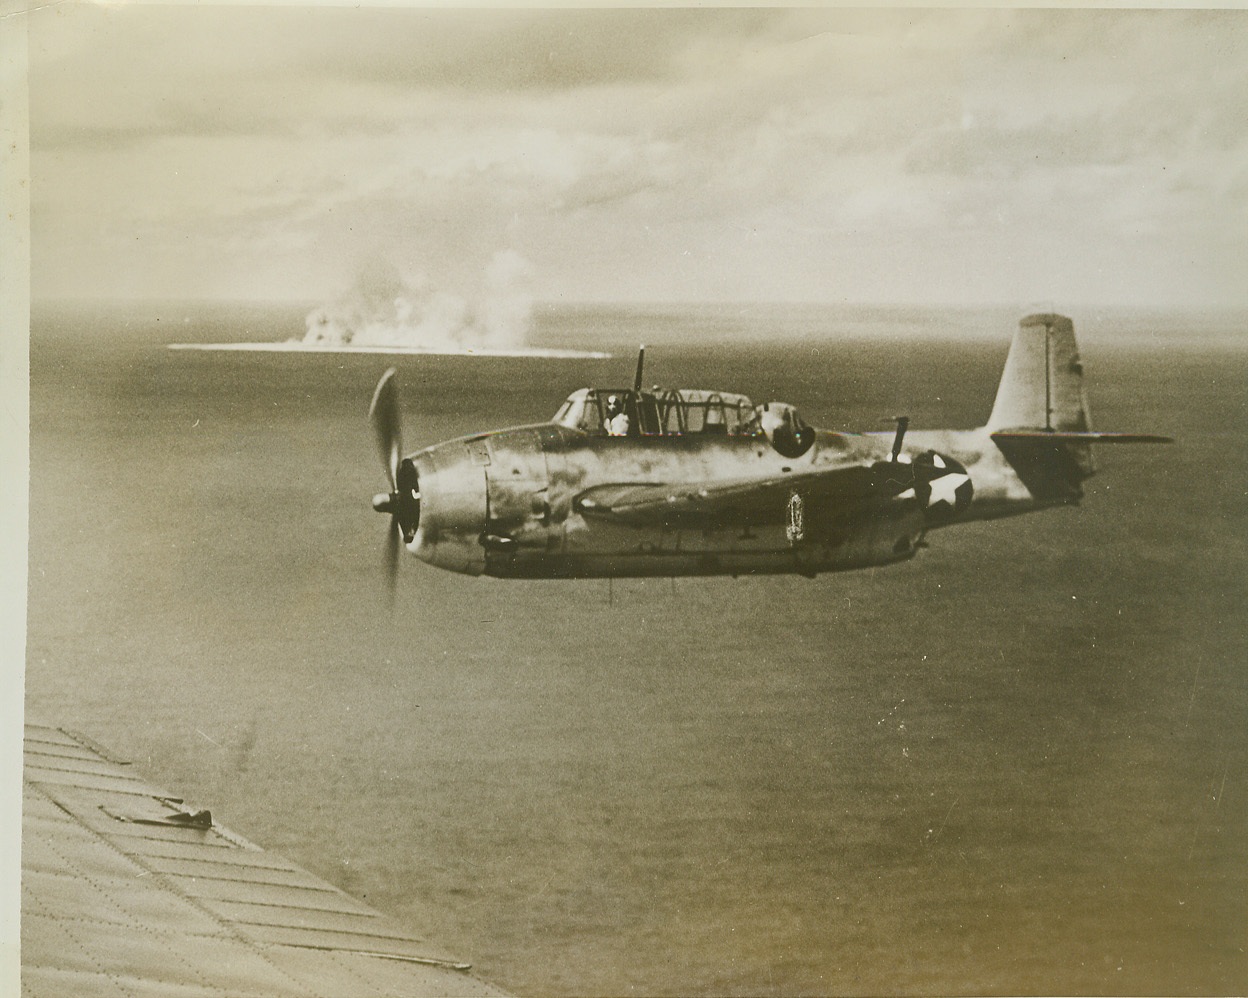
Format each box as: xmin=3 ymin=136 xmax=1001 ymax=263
xmin=406 ymin=443 xmax=489 ymax=575
xmin=371 ymin=457 xmax=421 ymax=529
xmin=368 ymin=367 xmax=490 ymax=583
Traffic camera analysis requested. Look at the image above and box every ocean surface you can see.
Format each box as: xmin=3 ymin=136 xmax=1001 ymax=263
xmin=25 ymin=300 xmax=1248 ymax=995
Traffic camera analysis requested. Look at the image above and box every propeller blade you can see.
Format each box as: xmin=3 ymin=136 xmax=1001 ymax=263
xmin=369 ymin=367 xmax=418 ymax=598
xmin=369 ymin=368 xmax=402 ymax=492
xmin=384 ymin=515 xmax=401 ymax=598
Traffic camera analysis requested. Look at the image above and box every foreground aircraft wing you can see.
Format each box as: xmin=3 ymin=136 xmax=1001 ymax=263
xmin=990 ymin=430 xmax=1174 ymax=444
xmin=574 ymin=461 xmax=913 ymax=528
xmin=22 ymin=720 xmax=508 ymax=998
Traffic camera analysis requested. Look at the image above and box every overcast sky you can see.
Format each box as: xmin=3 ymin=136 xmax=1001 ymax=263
xmin=28 ymin=6 xmax=1248 ymax=307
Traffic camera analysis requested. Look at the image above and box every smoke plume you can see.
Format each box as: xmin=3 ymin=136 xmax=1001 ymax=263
xmin=302 ymin=251 xmax=535 ymax=351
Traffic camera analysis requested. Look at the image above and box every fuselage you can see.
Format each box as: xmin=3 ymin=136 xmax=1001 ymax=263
xmin=405 ymin=421 xmax=1048 ymax=579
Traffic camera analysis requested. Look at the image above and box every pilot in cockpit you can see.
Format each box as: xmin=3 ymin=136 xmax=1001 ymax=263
xmin=604 ymin=394 xmax=631 ymax=436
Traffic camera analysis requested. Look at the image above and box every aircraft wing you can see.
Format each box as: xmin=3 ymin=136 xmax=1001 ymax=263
xmin=22 ymin=720 xmax=509 ymax=998
xmin=573 ymin=461 xmax=913 ymax=528
xmin=990 ymin=430 xmax=1174 ymax=444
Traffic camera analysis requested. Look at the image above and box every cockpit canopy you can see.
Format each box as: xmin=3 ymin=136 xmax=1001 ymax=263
xmin=553 ymin=388 xmax=763 ymax=438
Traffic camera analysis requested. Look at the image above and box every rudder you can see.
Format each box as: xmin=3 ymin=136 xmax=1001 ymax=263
xmin=987 ymin=313 xmax=1091 ymax=433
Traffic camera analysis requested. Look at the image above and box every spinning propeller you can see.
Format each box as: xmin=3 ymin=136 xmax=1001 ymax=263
xmin=369 ymin=369 xmax=420 ymax=593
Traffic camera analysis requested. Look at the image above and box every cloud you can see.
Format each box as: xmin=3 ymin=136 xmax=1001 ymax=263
xmin=28 ymin=6 xmax=1248 ymax=306
xmin=29 ymin=6 xmax=786 ymax=150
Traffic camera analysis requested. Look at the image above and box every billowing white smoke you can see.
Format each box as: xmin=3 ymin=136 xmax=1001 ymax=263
xmin=302 ymin=250 xmax=534 ymax=351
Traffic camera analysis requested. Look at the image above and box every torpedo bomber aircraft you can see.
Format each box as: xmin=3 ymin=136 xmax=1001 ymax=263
xmin=369 ymin=314 xmax=1171 ymax=582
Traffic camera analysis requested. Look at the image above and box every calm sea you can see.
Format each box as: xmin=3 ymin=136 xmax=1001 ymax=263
xmin=26 ymin=300 xmax=1248 ymax=995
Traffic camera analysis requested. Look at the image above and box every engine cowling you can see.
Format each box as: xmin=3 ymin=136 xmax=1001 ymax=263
xmin=408 ymin=442 xmax=489 ymax=575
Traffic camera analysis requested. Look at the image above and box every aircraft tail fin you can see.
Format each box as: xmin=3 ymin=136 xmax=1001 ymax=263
xmin=986 ymin=313 xmax=1089 ymax=434
xmin=984 ymin=314 xmax=1172 ymax=502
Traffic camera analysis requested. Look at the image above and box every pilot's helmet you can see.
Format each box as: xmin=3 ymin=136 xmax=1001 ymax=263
xmin=606 ymin=395 xmax=622 ymax=414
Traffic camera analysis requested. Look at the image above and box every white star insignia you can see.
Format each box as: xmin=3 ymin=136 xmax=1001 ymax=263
xmin=927 ymin=470 xmax=971 ymax=508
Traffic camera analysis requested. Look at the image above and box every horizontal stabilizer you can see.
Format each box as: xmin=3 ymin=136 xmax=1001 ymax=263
xmin=991 ymin=430 xmax=1174 ymax=444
